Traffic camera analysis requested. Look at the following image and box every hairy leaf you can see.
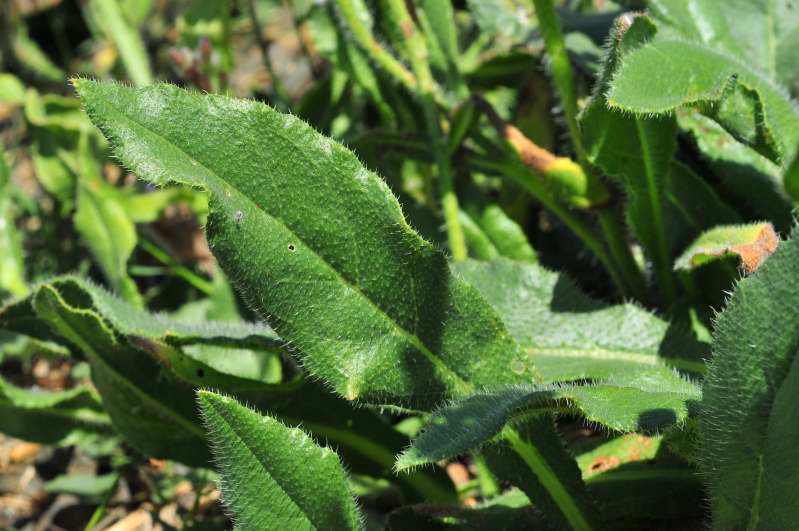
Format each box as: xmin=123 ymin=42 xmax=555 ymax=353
xmin=649 ymin=0 xmax=799 ymax=97
xmin=73 ymin=80 xmax=531 ymax=410
xmin=397 ymin=367 xmax=699 ymax=471
xmin=674 ymin=222 xmax=779 ymax=274
xmin=607 ymin=38 xmax=799 ymax=165
xmin=198 ymin=391 xmax=361 ymax=531
xmin=454 ymin=259 xmax=708 ymax=380
xmin=700 ymin=228 xmax=799 ymax=529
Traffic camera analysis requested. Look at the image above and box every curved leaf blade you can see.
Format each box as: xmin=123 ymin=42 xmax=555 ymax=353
xmin=607 ymin=39 xmax=799 ymax=165
xmin=397 ymin=367 xmax=700 ymax=471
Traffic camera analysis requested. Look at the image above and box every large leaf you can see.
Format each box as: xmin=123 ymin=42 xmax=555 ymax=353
xmin=454 ymin=259 xmax=708 ymax=380
xmin=700 ymin=228 xmax=799 ymax=529
xmin=73 ymin=79 xmax=531 ymax=410
xmin=397 ymin=367 xmax=700 ymax=471
xmin=649 ymin=0 xmax=799 ymax=97
xmin=198 ymin=391 xmax=361 ymax=531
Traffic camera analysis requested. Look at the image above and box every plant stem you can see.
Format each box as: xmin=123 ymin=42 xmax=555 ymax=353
xmin=532 ymin=0 xmax=583 ymax=161
xmin=246 ymin=0 xmax=290 ymax=110
xmin=334 ymin=0 xmax=419 ymax=94
xmin=504 ymin=426 xmax=594 ymax=531
xmin=635 ymin=119 xmax=677 ymax=306
xmin=382 ymin=0 xmax=467 ymax=261
xmin=597 ymin=208 xmax=647 ymax=300
xmin=138 ymin=238 xmax=214 ymax=295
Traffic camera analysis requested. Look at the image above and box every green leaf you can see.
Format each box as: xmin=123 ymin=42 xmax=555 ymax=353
xmin=472 ymin=204 xmax=537 ymax=263
xmin=454 ymin=259 xmax=708 ymax=380
xmin=465 ymin=0 xmax=534 ymax=43
xmin=31 ymin=283 xmax=211 ymax=465
xmin=0 ymin=74 xmax=26 ymax=106
xmin=386 ymin=501 xmax=548 ymax=530
xmin=649 ymin=0 xmax=799 ymax=97
xmin=197 ymin=390 xmax=362 ymax=531
xmin=396 ymin=367 xmax=700 ymax=471
xmin=481 ymin=416 xmax=599 ymax=531
xmin=576 ymin=434 xmax=662 ymax=480
xmin=700 ymin=228 xmax=799 ymax=530
xmin=674 ymin=222 xmax=779 ymax=274
xmin=87 ymin=0 xmax=154 ymax=86
xmin=0 ymin=144 xmax=27 ymax=297
xmin=74 ymin=133 xmax=141 ymax=305
xmin=0 ymin=376 xmax=112 ymax=446
xmin=45 ymin=472 xmax=119 ymax=498
xmin=72 ymin=79 xmax=530 ymax=410
xmin=0 ymin=276 xmax=282 ymax=382
xmin=607 ymin=38 xmax=799 ymax=165
xmin=11 ymin=25 xmax=65 ymax=82
xmin=419 ymin=0 xmax=459 ymax=63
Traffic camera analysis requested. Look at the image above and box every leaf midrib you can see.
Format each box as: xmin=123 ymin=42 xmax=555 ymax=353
xmin=95 ymin=94 xmax=472 ymax=396
xmin=526 ymin=345 xmax=705 ymax=373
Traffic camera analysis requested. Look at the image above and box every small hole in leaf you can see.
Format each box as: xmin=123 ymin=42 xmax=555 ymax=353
xmin=196 ymin=368 xmax=205 ymax=378
xmin=288 ymin=243 xmax=296 ymax=252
